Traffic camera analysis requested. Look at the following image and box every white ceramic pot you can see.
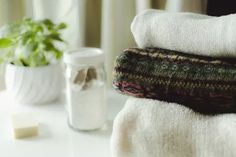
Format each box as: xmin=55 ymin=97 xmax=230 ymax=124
xmin=5 ymin=63 xmax=63 ymax=104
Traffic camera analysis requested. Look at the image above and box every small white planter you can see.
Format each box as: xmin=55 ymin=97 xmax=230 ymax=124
xmin=5 ymin=63 xmax=62 ymax=104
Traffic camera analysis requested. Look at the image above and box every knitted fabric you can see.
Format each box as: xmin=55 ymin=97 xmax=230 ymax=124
xmin=113 ymin=47 xmax=236 ymax=114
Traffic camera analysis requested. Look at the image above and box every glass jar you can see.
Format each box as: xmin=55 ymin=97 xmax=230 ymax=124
xmin=63 ymin=48 xmax=106 ymax=131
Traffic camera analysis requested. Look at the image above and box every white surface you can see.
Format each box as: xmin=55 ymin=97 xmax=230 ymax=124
xmin=0 ymin=89 xmax=127 ymax=157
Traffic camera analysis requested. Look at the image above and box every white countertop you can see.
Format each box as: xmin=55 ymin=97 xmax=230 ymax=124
xmin=0 ymin=90 xmax=128 ymax=157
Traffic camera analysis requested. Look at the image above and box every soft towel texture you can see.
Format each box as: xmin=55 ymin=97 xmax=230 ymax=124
xmin=131 ymin=9 xmax=236 ymax=57
xmin=113 ymin=47 xmax=236 ymax=114
xmin=111 ymin=97 xmax=236 ymax=157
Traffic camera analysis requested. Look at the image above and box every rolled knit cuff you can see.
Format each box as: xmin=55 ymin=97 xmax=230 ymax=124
xmin=113 ymin=47 xmax=236 ymax=114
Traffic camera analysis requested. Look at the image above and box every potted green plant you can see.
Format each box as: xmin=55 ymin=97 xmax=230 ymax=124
xmin=0 ymin=18 xmax=67 ymax=104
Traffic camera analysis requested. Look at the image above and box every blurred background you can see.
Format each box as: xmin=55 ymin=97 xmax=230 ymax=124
xmin=0 ymin=0 xmax=235 ymax=90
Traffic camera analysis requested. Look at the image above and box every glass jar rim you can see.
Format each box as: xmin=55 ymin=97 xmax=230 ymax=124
xmin=63 ymin=47 xmax=104 ymax=65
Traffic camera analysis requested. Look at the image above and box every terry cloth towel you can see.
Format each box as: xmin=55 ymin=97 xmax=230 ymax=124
xmin=131 ymin=9 xmax=236 ymax=57
xmin=113 ymin=47 xmax=236 ymax=114
xmin=111 ymin=97 xmax=236 ymax=157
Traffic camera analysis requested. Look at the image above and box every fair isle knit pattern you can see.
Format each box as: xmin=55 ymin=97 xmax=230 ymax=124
xmin=113 ymin=47 xmax=236 ymax=114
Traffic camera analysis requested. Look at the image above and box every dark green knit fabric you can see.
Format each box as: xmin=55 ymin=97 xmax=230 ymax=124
xmin=113 ymin=47 xmax=236 ymax=114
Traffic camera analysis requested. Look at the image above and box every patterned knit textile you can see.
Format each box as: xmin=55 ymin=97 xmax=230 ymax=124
xmin=113 ymin=47 xmax=236 ymax=114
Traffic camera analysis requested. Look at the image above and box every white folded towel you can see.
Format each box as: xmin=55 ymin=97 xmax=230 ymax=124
xmin=131 ymin=9 xmax=236 ymax=56
xmin=111 ymin=97 xmax=236 ymax=157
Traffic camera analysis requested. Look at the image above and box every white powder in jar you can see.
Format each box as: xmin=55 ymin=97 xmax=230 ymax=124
xmin=66 ymin=80 xmax=106 ymax=130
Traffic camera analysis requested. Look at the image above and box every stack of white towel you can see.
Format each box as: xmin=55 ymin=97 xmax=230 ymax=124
xmin=131 ymin=9 xmax=236 ymax=57
xmin=111 ymin=9 xmax=236 ymax=157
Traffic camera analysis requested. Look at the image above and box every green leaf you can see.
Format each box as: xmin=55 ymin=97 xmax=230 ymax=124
xmin=0 ymin=17 xmax=66 ymax=67
xmin=34 ymin=25 xmax=43 ymax=33
xmin=23 ymin=17 xmax=32 ymax=22
xmin=42 ymin=19 xmax=53 ymax=26
xmin=56 ymin=51 xmax=63 ymax=59
xmin=57 ymin=23 xmax=67 ymax=30
xmin=48 ymin=33 xmax=64 ymax=42
xmin=12 ymin=60 xmax=24 ymax=66
xmin=0 ymin=38 xmax=13 ymax=48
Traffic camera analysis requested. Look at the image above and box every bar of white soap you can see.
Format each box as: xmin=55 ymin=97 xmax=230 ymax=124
xmin=11 ymin=113 xmax=39 ymax=139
